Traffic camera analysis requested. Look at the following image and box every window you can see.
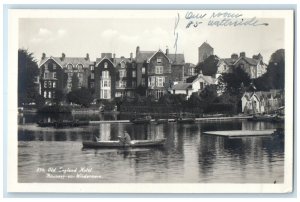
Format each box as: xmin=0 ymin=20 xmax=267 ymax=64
xmin=141 ymin=78 xmax=145 ymax=86
xmin=90 ymin=82 xmax=94 ymax=88
xmin=132 ymin=81 xmax=136 ymax=87
xmin=44 ymin=81 xmax=47 ymax=88
xmin=104 ymin=62 xmax=108 ymax=68
xmin=90 ymin=65 xmax=94 ymax=71
xmin=132 ymin=70 xmax=136 ymax=78
xmin=149 ymin=77 xmax=155 ymax=87
xmin=155 ymin=66 xmax=163 ymax=74
xmin=49 ymin=91 xmax=52 ymax=99
xmin=53 ymin=81 xmax=56 ymax=88
xmin=103 ymin=80 xmax=108 ymax=87
xmin=78 ymin=64 xmax=83 ymax=70
xmin=52 ymin=91 xmax=55 ymax=99
xmin=67 ymin=64 xmax=73 ymax=70
xmin=157 ymin=58 xmax=162 ymax=64
xmin=53 ymin=72 xmax=56 ymax=79
xmin=44 ymin=91 xmax=47 ymax=98
xmin=200 ymin=82 xmax=204 ymax=90
xmin=102 ymin=71 xmax=109 ymax=78
xmin=103 ymin=90 xmax=108 ymax=99
xmin=91 ymin=73 xmax=94 ymax=79
xmin=115 ymin=92 xmax=122 ymax=97
xmin=120 ymin=70 xmax=126 ymax=77
xmin=121 ymin=62 xmax=125 ymax=68
xmin=142 ymin=67 xmax=146 ymax=74
xmin=157 ymin=77 xmax=164 ymax=87
xmin=53 ymin=64 xmax=56 ymax=70
xmin=44 ymin=72 xmax=49 ymax=79
xmin=119 ymin=81 xmax=126 ymax=88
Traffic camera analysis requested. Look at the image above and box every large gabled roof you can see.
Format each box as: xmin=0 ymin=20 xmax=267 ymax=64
xmin=136 ymin=51 xmax=156 ymax=63
xmin=199 ymin=42 xmax=213 ymax=50
xmin=39 ymin=56 xmax=92 ymax=68
xmin=171 ymin=83 xmax=192 ymax=90
xmin=186 ymin=74 xmax=217 ymax=84
xmin=168 ymin=53 xmax=185 ymax=65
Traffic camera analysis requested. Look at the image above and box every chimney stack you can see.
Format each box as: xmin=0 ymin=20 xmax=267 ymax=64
xmin=166 ymin=46 xmax=169 ymax=55
xmin=231 ymin=53 xmax=238 ymax=60
xmin=85 ymin=53 xmax=90 ymax=61
xmin=240 ymin=52 xmax=245 ymax=57
xmin=136 ymin=46 xmax=140 ymax=57
xmin=130 ymin=52 xmax=133 ymax=60
xmin=42 ymin=53 xmax=46 ymax=60
xmin=61 ymin=53 xmax=66 ymax=61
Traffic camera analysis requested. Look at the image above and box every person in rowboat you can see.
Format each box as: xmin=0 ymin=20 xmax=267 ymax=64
xmin=118 ymin=131 xmax=131 ymax=146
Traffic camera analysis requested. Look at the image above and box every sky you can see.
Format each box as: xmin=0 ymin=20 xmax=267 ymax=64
xmin=18 ymin=11 xmax=285 ymax=64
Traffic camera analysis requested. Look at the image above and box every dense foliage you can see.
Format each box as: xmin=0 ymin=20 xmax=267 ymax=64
xmin=18 ymin=49 xmax=43 ymax=107
xmin=67 ymin=87 xmax=93 ymax=107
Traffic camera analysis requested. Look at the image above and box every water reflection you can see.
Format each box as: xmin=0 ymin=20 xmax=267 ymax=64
xmin=18 ymin=120 xmax=284 ymax=183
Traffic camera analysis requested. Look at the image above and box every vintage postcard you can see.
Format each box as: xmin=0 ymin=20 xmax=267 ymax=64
xmin=7 ymin=8 xmax=294 ymax=193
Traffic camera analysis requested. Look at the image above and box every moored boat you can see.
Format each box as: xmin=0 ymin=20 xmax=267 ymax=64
xmin=247 ymin=114 xmax=284 ymax=122
xmin=37 ymin=120 xmax=89 ymax=128
xmin=155 ymin=119 xmax=169 ymax=124
xmin=130 ymin=115 xmax=152 ymax=124
xmin=82 ymin=138 xmax=166 ymax=148
xmin=176 ymin=117 xmax=196 ymax=124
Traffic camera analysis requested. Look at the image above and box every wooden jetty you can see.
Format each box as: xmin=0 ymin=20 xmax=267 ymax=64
xmin=88 ymin=116 xmax=251 ymax=124
xmin=203 ymin=129 xmax=277 ymax=137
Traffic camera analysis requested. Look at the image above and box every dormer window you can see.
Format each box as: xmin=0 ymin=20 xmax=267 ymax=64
xmin=121 ymin=62 xmax=125 ymax=68
xmin=157 ymin=58 xmax=162 ymax=64
xmin=77 ymin=64 xmax=83 ymax=70
xmin=67 ymin=64 xmax=73 ymax=70
xmin=104 ymin=62 xmax=108 ymax=68
xmin=90 ymin=65 xmax=94 ymax=71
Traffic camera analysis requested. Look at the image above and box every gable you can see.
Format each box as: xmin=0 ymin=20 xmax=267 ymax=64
xmin=147 ymin=50 xmax=171 ymax=63
xmin=39 ymin=57 xmax=63 ymax=69
xmin=96 ymin=57 xmax=115 ymax=67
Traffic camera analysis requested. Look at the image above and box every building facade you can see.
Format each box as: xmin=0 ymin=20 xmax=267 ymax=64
xmin=39 ymin=56 xmax=66 ymax=102
xmin=170 ymin=73 xmax=217 ymax=99
xmin=241 ymin=90 xmax=284 ymax=114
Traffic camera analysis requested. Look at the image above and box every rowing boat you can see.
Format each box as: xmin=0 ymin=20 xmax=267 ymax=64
xmin=82 ymin=138 xmax=166 ymax=148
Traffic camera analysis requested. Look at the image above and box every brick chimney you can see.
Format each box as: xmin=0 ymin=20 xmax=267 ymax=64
xmin=136 ymin=46 xmax=140 ymax=57
xmin=166 ymin=46 xmax=169 ymax=55
xmin=130 ymin=52 xmax=133 ymax=60
xmin=85 ymin=53 xmax=89 ymax=61
xmin=231 ymin=54 xmax=238 ymax=60
xmin=61 ymin=53 xmax=66 ymax=61
xmin=42 ymin=53 xmax=46 ymax=60
xmin=240 ymin=52 xmax=246 ymax=57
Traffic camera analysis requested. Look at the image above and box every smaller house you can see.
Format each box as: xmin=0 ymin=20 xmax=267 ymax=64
xmin=241 ymin=90 xmax=284 ymax=114
xmin=170 ymin=73 xmax=217 ymax=99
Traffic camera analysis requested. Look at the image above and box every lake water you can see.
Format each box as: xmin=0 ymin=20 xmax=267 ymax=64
xmin=18 ymin=114 xmax=284 ymax=183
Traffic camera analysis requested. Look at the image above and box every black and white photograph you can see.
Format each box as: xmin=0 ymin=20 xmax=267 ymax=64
xmin=7 ymin=8 xmax=294 ymax=193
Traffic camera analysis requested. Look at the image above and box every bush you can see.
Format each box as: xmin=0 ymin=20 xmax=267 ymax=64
xmin=67 ymin=87 xmax=93 ymax=107
xmin=37 ymin=105 xmax=71 ymax=113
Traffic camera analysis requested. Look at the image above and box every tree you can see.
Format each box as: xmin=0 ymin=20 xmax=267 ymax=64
xmin=18 ymin=49 xmax=40 ymax=106
xmin=135 ymin=85 xmax=147 ymax=96
xmin=218 ymin=66 xmax=251 ymax=96
xmin=158 ymin=94 xmax=186 ymax=105
xmin=253 ymin=49 xmax=285 ymax=90
xmin=195 ymin=55 xmax=219 ymax=76
xmin=199 ymin=85 xmax=218 ymax=103
xmin=67 ymin=87 xmax=93 ymax=107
